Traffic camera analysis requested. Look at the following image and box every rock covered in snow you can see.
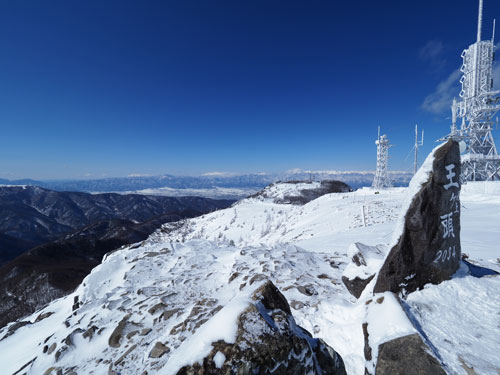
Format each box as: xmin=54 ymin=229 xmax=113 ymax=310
xmin=374 ymin=140 xmax=462 ymax=295
xmin=375 ymin=333 xmax=446 ymax=375
xmin=176 ymin=280 xmax=347 ymax=375
xmin=250 ymin=180 xmax=352 ymax=205
xmin=362 ymin=292 xmax=445 ymax=375
xmin=1 ymin=174 xmax=500 ymax=375
xmin=341 ymin=242 xmax=385 ymax=298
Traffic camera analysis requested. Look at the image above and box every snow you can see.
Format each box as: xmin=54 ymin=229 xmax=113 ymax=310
xmin=364 ymin=292 xmax=418 ymax=373
xmin=164 ymin=293 xmax=253 ymax=374
xmin=213 ymin=351 xmax=226 ymax=368
xmin=407 ymin=272 xmax=500 ymax=375
xmin=0 ymin=177 xmax=499 ymax=375
xmin=342 ymin=242 xmax=385 ymax=280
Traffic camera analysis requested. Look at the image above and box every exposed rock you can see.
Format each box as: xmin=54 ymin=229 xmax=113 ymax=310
xmin=290 ymin=300 xmax=304 ymax=310
xmin=35 ymin=311 xmax=54 ymax=322
xmin=82 ymin=325 xmax=98 ymax=340
xmin=342 ymin=243 xmax=384 ymax=298
xmin=343 ymin=275 xmax=375 ymax=299
xmin=46 ymin=342 xmax=57 ymax=355
xmin=362 ymin=323 xmax=372 ymax=361
xmin=116 ymin=344 xmax=137 ymax=365
xmin=297 ymin=284 xmax=317 ymax=296
xmin=149 ymin=342 xmax=170 ymax=358
xmin=108 ymin=314 xmax=131 ymax=348
xmin=374 ymin=140 xmax=461 ymax=295
xmin=177 ymin=281 xmax=346 ymax=375
xmin=375 ymin=334 xmax=446 ymax=375
xmin=64 ymin=328 xmax=85 ymax=346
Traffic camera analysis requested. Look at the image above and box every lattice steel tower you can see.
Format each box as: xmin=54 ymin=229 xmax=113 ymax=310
xmin=446 ymin=0 xmax=500 ymax=181
xmin=372 ymin=127 xmax=392 ymax=190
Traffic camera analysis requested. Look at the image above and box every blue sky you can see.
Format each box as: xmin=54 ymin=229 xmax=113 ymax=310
xmin=1 ymin=0 xmax=499 ymax=180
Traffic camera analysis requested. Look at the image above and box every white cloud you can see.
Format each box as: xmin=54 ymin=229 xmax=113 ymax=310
xmin=421 ymin=69 xmax=461 ymax=115
xmin=419 ymin=40 xmax=446 ymax=69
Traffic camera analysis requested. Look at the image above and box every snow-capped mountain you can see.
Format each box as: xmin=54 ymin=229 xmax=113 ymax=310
xmin=1 ymin=178 xmax=499 ymax=374
xmin=0 ymin=170 xmax=414 ymax=199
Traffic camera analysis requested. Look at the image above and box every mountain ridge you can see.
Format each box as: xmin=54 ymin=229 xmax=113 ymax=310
xmin=0 ymin=185 xmax=234 ymax=265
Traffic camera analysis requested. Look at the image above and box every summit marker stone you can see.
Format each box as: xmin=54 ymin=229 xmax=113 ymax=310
xmin=374 ymin=140 xmax=461 ymax=295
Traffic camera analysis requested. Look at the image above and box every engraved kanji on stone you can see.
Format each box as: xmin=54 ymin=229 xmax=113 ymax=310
xmin=450 ymin=192 xmax=460 ymax=212
xmin=444 ymin=164 xmax=459 ymax=190
xmin=440 ymin=212 xmax=455 ymax=239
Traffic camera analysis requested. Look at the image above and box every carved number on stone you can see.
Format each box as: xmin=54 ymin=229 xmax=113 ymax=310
xmin=433 ymin=247 xmax=456 ymax=264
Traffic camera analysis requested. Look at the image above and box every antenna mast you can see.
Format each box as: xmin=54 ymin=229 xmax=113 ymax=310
xmin=414 ymin=124 xmax=424 ymax=175
xmin=477 ymin=0 xmax=483 ymax=42
xmin=441 ymin=0 xmax=500 ymax=182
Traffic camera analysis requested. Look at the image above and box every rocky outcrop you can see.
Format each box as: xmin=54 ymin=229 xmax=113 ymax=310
xmin=362 ymin=292 xmax=446 ymax=375
xmin=342 ymin=275 xmax=375 ymax=299
xmin=342 ymin=243 xmax=384 ymax=298
xmin=374 ymin=140 xmax=461 ymax=295
xmin=177 ymin=281 xmax=347 ymax=375
xmin=375 ymin=334 xmax=446 ymax=375
xmin=250 ymin=180 xmax=352 ymax=205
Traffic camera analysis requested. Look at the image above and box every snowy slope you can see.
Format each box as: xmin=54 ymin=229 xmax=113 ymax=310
xmin=0 ymin=181 xmax=499 ymax=375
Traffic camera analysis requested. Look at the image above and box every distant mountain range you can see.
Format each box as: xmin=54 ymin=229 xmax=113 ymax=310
xmin=0 ymin=185 xmax=233 ymax=265
xmin=0 ymin=171 xmax=413 ymax=198
xmin=0 ymin=212 xmax=200 ymax=329
xmin=0 ymin=185 xmax=235 ymax=328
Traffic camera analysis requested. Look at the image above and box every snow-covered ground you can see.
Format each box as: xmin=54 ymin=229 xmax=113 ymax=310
xmin=0 ymin=181 xmax=498 ymax=374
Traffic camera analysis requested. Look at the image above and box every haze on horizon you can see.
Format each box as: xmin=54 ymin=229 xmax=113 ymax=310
xmin=1 ymin=0 xmax=499 ymax=180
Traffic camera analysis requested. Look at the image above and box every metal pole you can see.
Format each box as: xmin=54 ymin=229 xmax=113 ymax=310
xmin=477 ymin=0 xmax=483 ymax=42
xmin=414 ymin=124 xmax=418 ymax=175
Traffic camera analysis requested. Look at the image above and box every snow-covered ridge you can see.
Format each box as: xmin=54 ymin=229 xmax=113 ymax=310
xmin=0 ymin=180 xmax=499 ymax=374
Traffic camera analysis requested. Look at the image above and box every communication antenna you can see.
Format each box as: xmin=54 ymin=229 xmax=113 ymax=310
xmin=414 ymin=124 xmax=424 ymax=175
xmin=372 ymin=126 xmax=392 ymax=190
xmin=440 ymin=0 xmax=500 ymax=182
xmin=492 ymin=18 xmax=496 ymax=44
xmin=477 ymin=0 xmax=483 ymax=42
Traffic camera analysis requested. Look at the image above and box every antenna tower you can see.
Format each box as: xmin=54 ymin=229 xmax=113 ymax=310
xmin=443 ymin=0 xmax=500 ymax=181
xmin=372 ymin=126 xmax=392 ymax=190
xmin=414 ymin=124 xmax=424 ymax=174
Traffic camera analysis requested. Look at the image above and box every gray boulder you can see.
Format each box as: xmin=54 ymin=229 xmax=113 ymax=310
xmin=176 ymin=281 xmax=346 ymax=375
xmin=376 ymin=333 xmax=446 ymax=375
xmin=374 ymin=140 xmax=461 ymax=295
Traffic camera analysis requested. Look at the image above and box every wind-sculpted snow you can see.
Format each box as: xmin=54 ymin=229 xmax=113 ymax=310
xmin=406 ymin=264 xmax=500 ymax=375
xmin=0 ymin=181 xmax=499 ymax=374
xmin=160 ymin=186 xmax=403 ymax=252
xmin=0 ymin=238 xmax=354 ymax=375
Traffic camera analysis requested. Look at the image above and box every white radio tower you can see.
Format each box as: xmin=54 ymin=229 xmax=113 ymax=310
xmin=444 ymin=0 xmax=500 ymax=181
xmin=414 ymin=124 xmax=424 ymax=175
xmin=372 ymin=126 xmax=392 ymax=190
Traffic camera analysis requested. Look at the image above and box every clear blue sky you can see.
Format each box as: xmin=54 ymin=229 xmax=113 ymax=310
xmin=1 ymin=0 xmax=499 ymax=179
